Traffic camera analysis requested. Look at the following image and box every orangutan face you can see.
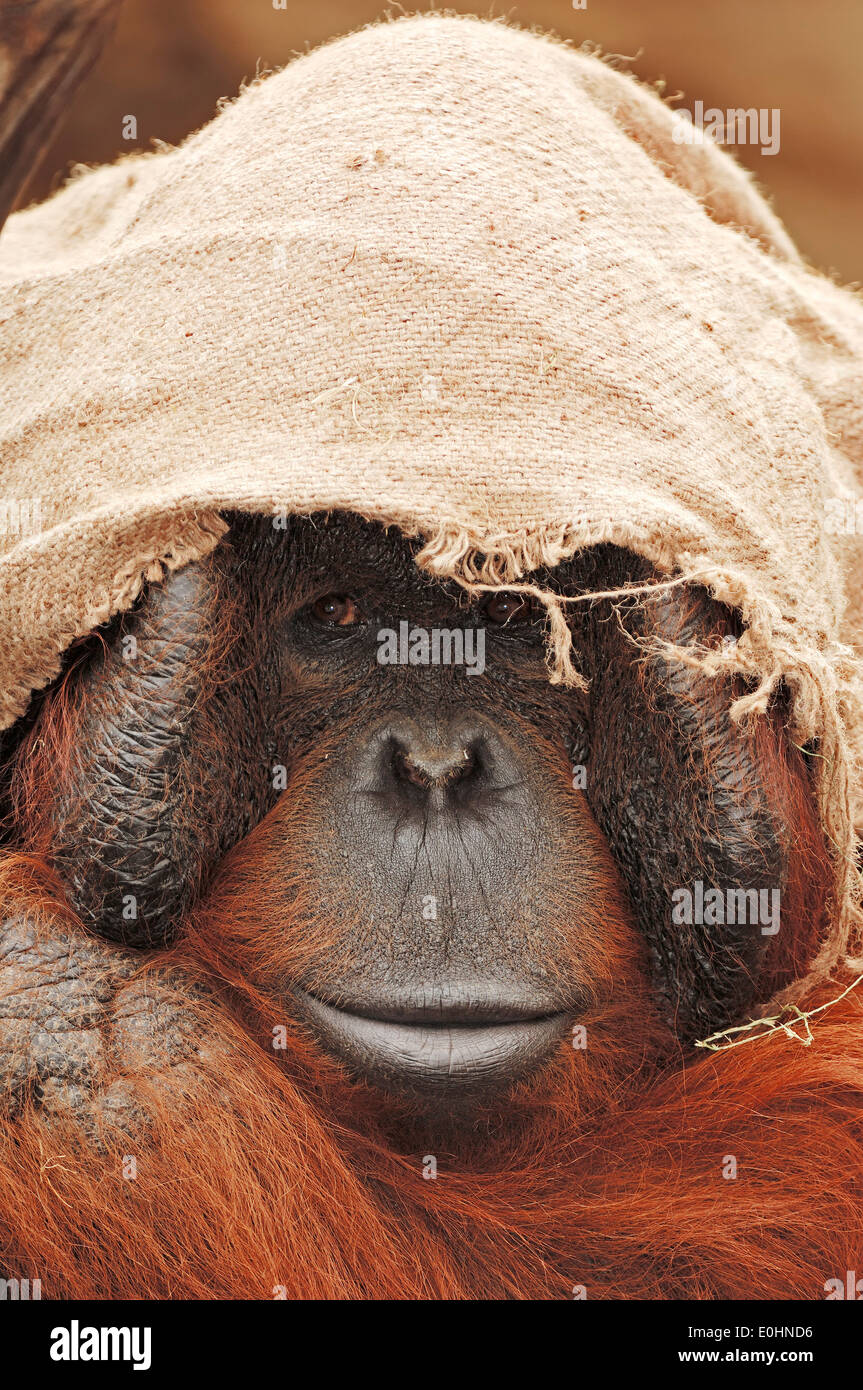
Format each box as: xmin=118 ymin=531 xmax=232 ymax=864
xmin=3 ymin=513 xmax=817 ymax=1107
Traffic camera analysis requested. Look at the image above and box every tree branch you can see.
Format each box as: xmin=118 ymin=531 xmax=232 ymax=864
xmin=0 ymin=0 xmax=124 ymax=230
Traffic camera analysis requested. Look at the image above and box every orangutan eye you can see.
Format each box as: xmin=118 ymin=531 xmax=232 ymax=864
xmin=309 ymin=594 xmax=362 ymax=626
xmin=484 ymin=592 xmax=535 ymax=625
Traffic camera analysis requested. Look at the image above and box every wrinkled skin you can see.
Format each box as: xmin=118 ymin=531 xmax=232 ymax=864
xmin=0 ymin=512 xmax=820 ymax=1122
xmin=0 ymin=894 xmax=219 ymax=1143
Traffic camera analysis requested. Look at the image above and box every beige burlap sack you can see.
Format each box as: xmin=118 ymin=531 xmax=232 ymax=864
xmin=1 ymin=13 xmax=862 ymax=976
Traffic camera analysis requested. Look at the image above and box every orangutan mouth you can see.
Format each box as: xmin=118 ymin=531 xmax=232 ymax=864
xmin=295 ymin=988 xmax=572 ymax=1096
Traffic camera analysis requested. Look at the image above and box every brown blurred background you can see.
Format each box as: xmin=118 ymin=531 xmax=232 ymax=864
xmin=18 ymin=0 xmax=863 ymax=283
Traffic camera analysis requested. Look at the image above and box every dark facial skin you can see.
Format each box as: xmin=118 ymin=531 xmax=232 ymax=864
xmin=3 ymin=512 xmax=808 ymax=1103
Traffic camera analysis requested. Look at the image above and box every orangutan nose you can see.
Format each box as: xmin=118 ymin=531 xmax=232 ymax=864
xmin=391 ymin=739 xmax=478 ymax=790
xmin=355 ymin=717 xmax=526 ymax=812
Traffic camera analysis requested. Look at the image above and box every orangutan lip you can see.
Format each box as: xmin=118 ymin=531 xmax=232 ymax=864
xmin=294 ymin=988 xmax=571 ymax=1092
xmin=336 ymin=998 xmax=558 ymax=1026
